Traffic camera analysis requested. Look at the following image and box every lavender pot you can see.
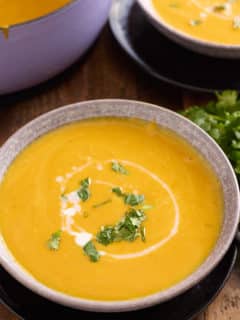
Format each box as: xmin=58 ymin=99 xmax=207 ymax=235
xmin=0 ymin=0 xmax=111 ymax=95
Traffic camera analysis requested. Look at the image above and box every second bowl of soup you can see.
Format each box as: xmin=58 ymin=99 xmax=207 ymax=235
xmin=137 ymin=0 xmax=240 ymax=58
xmin=0 ymin=99 xmax=238 ymax=311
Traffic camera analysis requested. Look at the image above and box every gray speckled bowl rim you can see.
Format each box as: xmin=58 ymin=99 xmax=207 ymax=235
xmin=137 ymin=0 xmax=240 ymax=57
xmin=0 ymin=99 xmax=239 ymax=313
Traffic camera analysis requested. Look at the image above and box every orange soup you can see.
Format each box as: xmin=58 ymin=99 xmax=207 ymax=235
xmin=0 ymin=0 xmax=71 ymax=28
xmin=0 ymin=118 xmax=223 ymax=300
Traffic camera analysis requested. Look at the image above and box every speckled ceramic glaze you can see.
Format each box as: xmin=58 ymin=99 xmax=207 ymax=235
xmin=0 ymin=0 xmax=111 ymax=95
xmin=137 ymin=0 xmax=240 ymax=59
xmin=0 ymin=99 xmax=239 ymax=312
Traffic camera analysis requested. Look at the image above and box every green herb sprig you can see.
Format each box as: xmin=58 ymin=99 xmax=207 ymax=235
xmin=111 ymin=161 xmax=129 ymax=175
xmin=47 ymin=230 xmax=62 ymax=250
xmin=189 ymin=19 xmax=202 ymax=26
xmin=96 ymin=208 xmax=146 ymax=245
xmin=83 ymin=241 xmax=100 ymax=262
xmin=112 ymin=187 xmax=145 ymax=206
xmin=77 ymin=177 xmax=91 ymax=201
xmin=92 ymin=199 xmax=112 ymax=208
xmin=181 ymin=90 xmax=240 ymax=180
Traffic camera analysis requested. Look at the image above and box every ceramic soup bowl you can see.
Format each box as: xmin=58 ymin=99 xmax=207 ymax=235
xmin=0 ymin=99 xmax=239 ymax=312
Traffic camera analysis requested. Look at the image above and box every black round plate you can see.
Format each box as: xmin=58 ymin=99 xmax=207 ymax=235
xmin=109 ymin=0 xmax=240 ymax=92
xmin=0 ymin=244 xmax=237 ymax=320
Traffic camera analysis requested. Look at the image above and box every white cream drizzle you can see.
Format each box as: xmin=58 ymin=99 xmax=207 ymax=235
xmin=105 ymin=160 xmax=180 ymax=260
xmin=200 ymin=11 xmax=207 ymax=19
xmin=56 ymin=159 xmax=180 ymax=260
xmin=62 ymin=207 xmax=77 ymax=217
xmin=96 ymin=163 xmax=104 ymax=171
xmin=75 ymin=232 xmax=92 ymax=247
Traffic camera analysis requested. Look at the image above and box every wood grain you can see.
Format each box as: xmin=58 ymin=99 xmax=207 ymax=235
xmin=0 ymin=25 xmax=239 ymax=320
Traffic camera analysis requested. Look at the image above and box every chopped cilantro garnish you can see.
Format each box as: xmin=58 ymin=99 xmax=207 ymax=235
xmin=81 ymin=177 xmax=90 ymax=188
xmin=112 ymin=187 xmax=125 ymax=197
xmin=112 ymin=187 xmax=144 ymax=206
xmin=181 ymin=90 xmax=240 ymax=181
xmin=77 ymin=188 xmax=90 ymax=201
xmin=96 ymin=208 xmax=146 ymax=245
xmin=189 ymin=19 xmax=202 ymax=26
xmin=124 ymin=194 xmax=145 ymax=206
xmin=61 ymin=194 xmax=67 ymax=200
xmin=83 ymin=241 xmax=100 ymax=262
xmin=92 ymin=199 xmax=112 ymax=208
xmin=96 ymin=226 xmax=115 ymax=245
xmin=77 ymin=177 xmax=91 ymax=201
xmin=111 ymin=161 xmax=129 ymax=175
xmin=140 ymin=226 xmax=146 ymax=242
xmin=47 ymin=230 xmax=62 ymax=250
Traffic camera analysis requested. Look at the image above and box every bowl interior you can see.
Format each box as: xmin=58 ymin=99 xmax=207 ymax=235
xmin=0 ymin=99 xmax=238 ymax=312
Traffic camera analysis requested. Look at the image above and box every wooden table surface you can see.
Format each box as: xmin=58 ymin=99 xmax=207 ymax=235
xmin=0 ymin=25 xmax=239 ymax=320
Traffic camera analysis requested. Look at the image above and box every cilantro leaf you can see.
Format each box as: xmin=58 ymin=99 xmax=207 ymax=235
xmin=47 ymin=230 xmax=62 ymax=250
xmin=215 ymin=90 xmax=238 ymax=108
xmin=181 ymin=90 xmax=240 ymax=181
xmin=92 ymin=199 xmax=112 ymax=208
xmin=113 ymin=209 xmax=146 ymax=242
xmin=83 ymin=241 xmax=100 ymax=262
xmin=140 ymin=226 xmax=146 ymax=242
xmin=189 ymin=19 xmax=202 ymax=26
xmin=77 ymin=188 xmax=90 ymax=202
xmin=112 ymin=187 xmax=145 ymax=206
xmin=112 ymin=187 xmax=125 ymax=197
xmin=77 ymin=177 xmax=91 ymax=201
xmin=96 ymin=208 xmax=146 ymax=245
xmin=124 ymin=194 xmax=145 ymax=206
xmin=111 ymin=161 xmax=129 ymax=175
xmin=96 ymin=226 xmax=115 ymax=245
xmin=61 ymin=194 xmax=67 ymax=201
xmin=81 ymin=177 xmax=90 ymax=188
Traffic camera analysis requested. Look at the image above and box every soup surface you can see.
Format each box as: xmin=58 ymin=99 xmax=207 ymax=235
xmin=0 ymin=118 xmax=223 ymax=301
xmin=0 ymin=0 xmax=71 ymax=28
xmin=152 ymin=0 xmax=240 ymax=44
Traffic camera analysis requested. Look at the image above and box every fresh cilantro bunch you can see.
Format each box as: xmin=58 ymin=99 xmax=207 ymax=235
xmin=181 ymin=91 xmax=240 ymax=180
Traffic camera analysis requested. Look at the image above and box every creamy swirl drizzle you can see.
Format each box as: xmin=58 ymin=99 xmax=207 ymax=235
xmin=55 ymin=159 xmax=180 ymax=260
